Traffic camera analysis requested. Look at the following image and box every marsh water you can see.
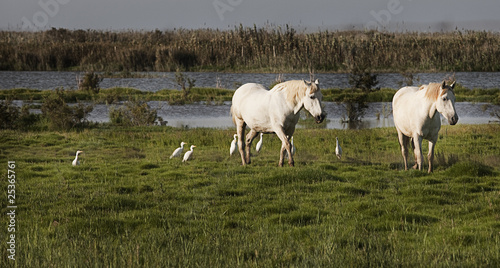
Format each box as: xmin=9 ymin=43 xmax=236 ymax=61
xmin=2 ymin=71 xmax=499 ymax=129
xmin=103 ymin=101 xmax=498 ymax=129
xmin=1 ymin=71 xmax=500 ymax=91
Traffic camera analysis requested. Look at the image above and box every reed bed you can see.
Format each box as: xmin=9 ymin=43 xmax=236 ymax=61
xmin=1 ymin=27 xmax=499 ymax=72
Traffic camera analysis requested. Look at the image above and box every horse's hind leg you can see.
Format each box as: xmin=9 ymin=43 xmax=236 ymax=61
xmin=410 ymin=138 xmax=418 ymax=169
xmin=412 ymin=136 xmax=424 ymax=171
xmin=397 ymin=131 xmax=409 ymax=170
xmin=235 ymin=119 xmax=247 ymax=165
xmin=245 ymin=129 xmax=259 ymax=164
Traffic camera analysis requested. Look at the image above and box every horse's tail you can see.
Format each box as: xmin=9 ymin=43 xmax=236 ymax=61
xmin=230 ymin=91 xmax=240 ymax=125
xmin=230 ymin=103 xmax=236 ymax=125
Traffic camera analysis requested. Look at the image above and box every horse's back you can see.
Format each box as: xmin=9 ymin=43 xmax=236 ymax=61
xmin=233 ymin=83 xmax=268 ymax=101
xmin=231 ymin=83 xmax=270 ymax=121
xmin=393 ymin=86 xmax=420 ymax=113
xmin=393 ymin=86 xmax=418 ymax=104
xmin=393 ymin=87 xmax=420 ymax=134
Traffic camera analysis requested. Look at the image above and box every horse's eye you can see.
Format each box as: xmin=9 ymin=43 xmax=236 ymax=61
xmin=442 ymin=97 xmax=447 ymax=101
xmin=310 ymin=95 xmax=316 ymax=100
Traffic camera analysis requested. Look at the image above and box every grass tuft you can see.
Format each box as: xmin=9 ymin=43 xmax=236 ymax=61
xmin=446 ymin=161 xmax=495 ymax=177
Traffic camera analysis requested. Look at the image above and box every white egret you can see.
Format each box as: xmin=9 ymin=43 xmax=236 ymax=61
xmin=170 ymin=142 xmax=187 ymax=159
xmin=255 ymin=133 xmax=263 ymax=153
xmin=335 ymin=137 xmax=342 ymax=160
xmin=182 ymin=145 xmax=196 ymax=162
xmin=72 ymin=150 xmax=83 ymax=166
xmin=230 ymin=134 xmax=237 ymax=156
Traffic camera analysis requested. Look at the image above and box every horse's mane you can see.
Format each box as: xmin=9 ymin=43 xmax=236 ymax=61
xmin=270 ymin=80 xmax=318 ymax=106
xmin=420 ymin=83 xmax=448 ymax=101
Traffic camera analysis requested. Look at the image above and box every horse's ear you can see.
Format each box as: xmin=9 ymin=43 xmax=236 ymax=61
xmin=441 ymin=81 xmax=446 ymax=89
xmin=303 ymin=79 xmax=311 ymax=86
xmin=314 ymin=79 xmax=319 ymax=85
xmin=450 ymin=81 xmax=456 ymax=90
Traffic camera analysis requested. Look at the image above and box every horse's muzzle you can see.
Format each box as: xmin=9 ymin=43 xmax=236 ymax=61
xmin=315 ymin=113 xmax=326 ymax=124
xmin=449 ymin=114 xmax=459 ymax=125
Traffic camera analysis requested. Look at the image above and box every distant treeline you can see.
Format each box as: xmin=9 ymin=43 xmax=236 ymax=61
xmin=1 ymin=26 xmax=499 ymax=73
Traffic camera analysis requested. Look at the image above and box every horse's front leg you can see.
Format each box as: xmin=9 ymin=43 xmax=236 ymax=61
xmin=276 ymin=130 xmax=293 ymax=167
xmin=412 ymin=136 xmax=423 ymax=171
xmin=245 ymin=129 xmax=259 ymax=165
xmin=279 ymin=143 xmax=294 ymax=167
xmin=427 ymin=139 xmax=437 ymax=173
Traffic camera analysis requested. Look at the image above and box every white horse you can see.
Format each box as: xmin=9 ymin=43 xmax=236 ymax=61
xmin=392 ymin=81 xmax=458 ymax=173
xmin=231 ymin=80 xmax=325 ymax=166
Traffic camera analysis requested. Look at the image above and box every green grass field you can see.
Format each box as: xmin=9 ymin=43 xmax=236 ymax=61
xmin=1 ymin=124 xmax=499 ymax=267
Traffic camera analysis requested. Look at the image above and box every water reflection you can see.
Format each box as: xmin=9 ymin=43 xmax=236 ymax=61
xmin=65 ymin=101 xmax=500 ymax=129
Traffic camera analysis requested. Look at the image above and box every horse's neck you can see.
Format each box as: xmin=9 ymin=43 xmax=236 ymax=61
xmin=293 ymin=101 xmax=303 ymax=114
xmin=273 ymin=90 xmax=302 ymax=115
xmin=417 ymin=89 xmax=438 ymax=119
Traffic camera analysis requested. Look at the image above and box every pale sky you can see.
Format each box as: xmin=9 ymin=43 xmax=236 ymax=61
xmin=1 ymin=0 xmax=499 ymax=31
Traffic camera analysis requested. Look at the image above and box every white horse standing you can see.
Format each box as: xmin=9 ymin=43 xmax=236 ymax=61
xmin=231 ymin=80 xmax=326 ymax=166
xmin=392 ymin=81 xmax=458 ymax=173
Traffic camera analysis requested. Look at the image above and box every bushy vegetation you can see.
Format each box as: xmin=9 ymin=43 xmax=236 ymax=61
xmin=0 ymin=124 xmax=499 ymax=266
xmin=341 ymin=61 xmax=381 ymax=122
xmin=0 ymin=89 xmax=94 ymax=131
xmin=109 ymin=99 xmax=159 ymax=126
xmin=169 ymin=71 xmax=196 ymax=104
xmin=0 ymin=100 xmax=20 ymax=129
xmin=1 ymin=27 xmax=499 ymax=72
xmin=41 ymin=88 xmax=94 ymax=130
xmin=77 ymin=71 xmax=103 ymax=93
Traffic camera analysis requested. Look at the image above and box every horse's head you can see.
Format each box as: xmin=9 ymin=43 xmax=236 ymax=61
xmin=436 ymin=81 xmax=459 ymax=125
xmin=302 ymin=79 xmax=326 ymax=124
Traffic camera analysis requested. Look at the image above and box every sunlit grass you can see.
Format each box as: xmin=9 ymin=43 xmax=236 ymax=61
xmin=0 ymin=124 xmax=499 ymax=266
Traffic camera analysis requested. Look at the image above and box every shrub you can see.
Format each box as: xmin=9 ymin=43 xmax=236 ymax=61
xmin=78 ymin=72 xmax=103 ymax=93
xmin=109 ymin=100 xmax=159 ymax=126
xmin=17 ymin=105 xmax=42 ymax=131
xmin=0 ymin=100 xmax=20 ymax=129
xmin=174 ymin=71 xmax=196 ymax=100
xmin=342 ymin=60 xmax=380 ymax=122
xmin=0 ymin=99 xmax=45 ymax=130
xmin=41 ymin=88 xmax=94 ymax=130
xmin=348 ymin=68 xmax=379 ymax=92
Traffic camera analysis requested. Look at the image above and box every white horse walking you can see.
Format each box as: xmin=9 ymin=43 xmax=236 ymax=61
xmin=392 ymin=81 xmax=458 ymax=173
xmin=231 ymin=80 xmax=325 ymax=166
